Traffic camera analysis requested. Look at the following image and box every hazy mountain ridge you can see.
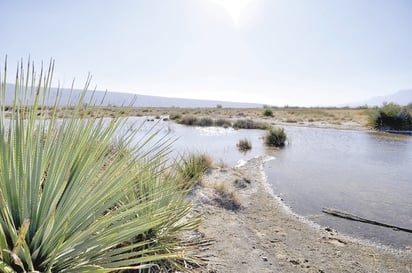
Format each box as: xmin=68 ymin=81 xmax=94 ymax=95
xmin=358 ymin=90 xmax=412 ymax=107
xmin=4 ymin=84 xmax=411 ymax=108
xmin=3 ymin=84 xmax=262 ymax=108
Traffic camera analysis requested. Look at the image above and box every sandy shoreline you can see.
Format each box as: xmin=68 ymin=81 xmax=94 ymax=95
xmin=192 ymin=156 xmax=412 ymax=273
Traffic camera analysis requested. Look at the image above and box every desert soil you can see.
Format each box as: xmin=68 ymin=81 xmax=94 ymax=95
xmin=191 ymin=157 xmax=412 ymax=273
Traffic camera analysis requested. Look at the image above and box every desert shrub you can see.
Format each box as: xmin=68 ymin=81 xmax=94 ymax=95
xmin=237 ymin=138 xmax=252 ymax=152
xmin=369 ymin=103 xmax=412 ymax=130
xmin=176 ymin=153 xmax=212 ymax=185
xmin=233 ymin=119 xmax=269 ymax=130
xmin=177 ymin=116 xmax=215 ymax=127
xmin=265 ymin=126 xmax=287 ymax=147
xmin=215 ymin=118 xmax=232 ymax=128
xmin=169 ymin=113 xmax=181 ymax=120
xmin=198 ymin=117 xmax=213 ymax=127
xmin=263 ymin=108 xmax=273 ymax=117
xmin=178 ymin=115 xmax=199 ymax=126
xmin=0 ymin=60 xmax=201 ymax=272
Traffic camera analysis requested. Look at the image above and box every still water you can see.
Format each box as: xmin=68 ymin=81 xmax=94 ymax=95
xmin=121 ymin=117 xmax=267 ymax=165
xmin=265 ymin=126 xmax=412 ymax=249
xmin=123 ymin=118 xmax=412 ymax=249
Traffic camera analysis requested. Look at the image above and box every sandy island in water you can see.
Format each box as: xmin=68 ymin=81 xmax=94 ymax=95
xmin=191 ymin=156 xmax=412 ymax=273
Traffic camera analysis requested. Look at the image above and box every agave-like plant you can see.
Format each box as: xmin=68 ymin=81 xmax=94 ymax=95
xmin=0 ymin=59 xmax=200 ymax=272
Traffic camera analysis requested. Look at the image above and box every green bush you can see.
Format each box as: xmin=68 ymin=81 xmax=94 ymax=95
xmin=0 ymin=60 xmax=200 ymax=272
xmin=237 ymin=138 xmax=252 ymax=152
xmin=369 ymin=103 xmax=412 ymax=130
xmin=265 ymin=127 xmax=287 ymax=147
xmin=263 ymin=108 xmax=273 ymax=117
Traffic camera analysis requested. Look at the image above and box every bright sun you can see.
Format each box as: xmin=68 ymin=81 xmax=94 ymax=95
xmin=211 ymin=0 xmax=253 ymax=24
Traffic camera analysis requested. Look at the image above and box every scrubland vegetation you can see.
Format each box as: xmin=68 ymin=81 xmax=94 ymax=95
xmin=174 ymin=115 xmax=270 ymax=130
xmin=11 ymin=102 xmax=372 ymax=131
xmin=369 ymin=102 xmax=412 ymax=131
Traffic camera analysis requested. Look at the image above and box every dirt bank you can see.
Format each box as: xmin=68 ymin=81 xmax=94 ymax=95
xmin=192 ymin=157 xmax=412 ymax=273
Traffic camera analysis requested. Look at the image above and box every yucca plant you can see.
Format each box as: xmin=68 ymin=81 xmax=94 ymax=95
xmin=0 ymin=59 xmax=201 ymax=272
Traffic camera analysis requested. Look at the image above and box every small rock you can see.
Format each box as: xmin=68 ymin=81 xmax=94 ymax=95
xmin=262 ymin=256 xmax=268 ymax=262
xmin=289 ymin=259 xmax=300 ymax=265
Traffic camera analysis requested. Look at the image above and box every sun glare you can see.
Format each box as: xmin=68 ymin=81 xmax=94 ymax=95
xmin=211 ymin=0 xmax=254 ymax=24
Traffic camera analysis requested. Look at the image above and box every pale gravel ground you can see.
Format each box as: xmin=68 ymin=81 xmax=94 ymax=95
xmin=191 ymin=157 xmax=412 ymax=273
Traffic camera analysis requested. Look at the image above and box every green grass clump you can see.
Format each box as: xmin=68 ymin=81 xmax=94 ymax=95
xmin=237 ymin=138 xmax=252 ymax=152
xmin=265 ymin=126 xmax=287 ymax=147
xmin=0 ymin=59 xmax=201 ymax=272
xmin=369 ymin=103 xmax=412 ymax=130
xmin=176 ymin=153 xmax=213 ymax=186
xmin=263 ymin=108 xmax=273 ymax=117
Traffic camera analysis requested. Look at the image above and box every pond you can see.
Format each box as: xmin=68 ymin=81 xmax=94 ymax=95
xmin=265 ymin=126 xmax=412 ymax=249
xmin=123 ymin=117 xmax=412 ymax=249
xmin=121 ymin=117 xmax=268 ymax=166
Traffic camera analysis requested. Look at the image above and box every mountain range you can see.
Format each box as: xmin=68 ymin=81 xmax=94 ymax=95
xmin=358 ymin=89 xmax=412 ymax=107
xmin=3 ymin=84 xmax=262 ymax=108
xmin=3 ymin=84 xmax=412 ymax=108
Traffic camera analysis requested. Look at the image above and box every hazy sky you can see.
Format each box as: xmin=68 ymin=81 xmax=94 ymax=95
xmin=1 ymin=0 xmax=412 ymax=106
